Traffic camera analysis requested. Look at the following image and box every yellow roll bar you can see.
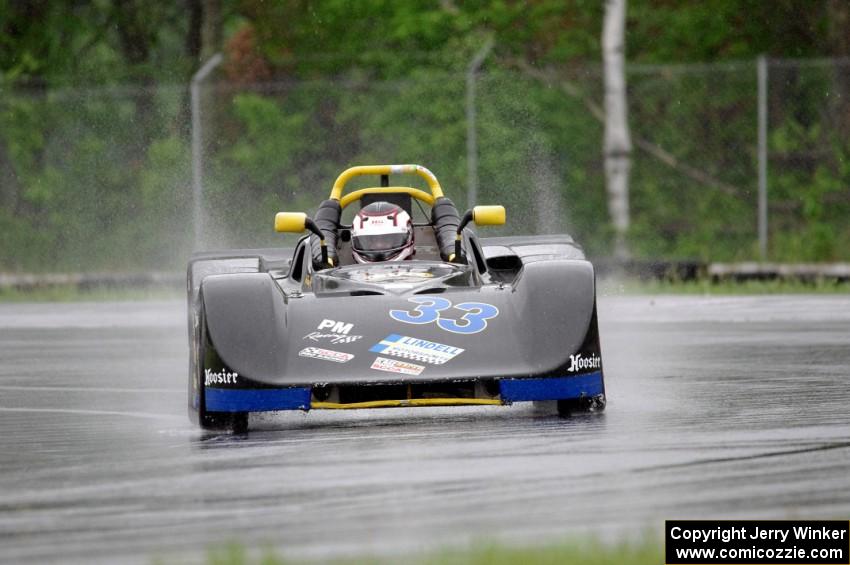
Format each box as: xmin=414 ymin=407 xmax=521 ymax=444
xmin=339 ymin=187 xmax=435 ymax=209
xmin=330 ymin=164 xmax=444 ymax=203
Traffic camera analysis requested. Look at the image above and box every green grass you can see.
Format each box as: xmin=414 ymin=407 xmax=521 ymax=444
xmin=0 ymin=285 xmax=182 ymax=303
xmin=3 ymin=276 xmax=848 ymax=304
xmin=600 ymin=277 xmax=850 ymax=295
xmin=191 ymin=536 xmax=662 ymax=565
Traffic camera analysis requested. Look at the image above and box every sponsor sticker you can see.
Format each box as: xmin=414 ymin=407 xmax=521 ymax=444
xmin=370 ymin=334 xmax=463 ymax=365
xmin=370 ymin=356 xmax=425 ymax=376
xmin=205 ymin=368 xmax=238 ymax=386
xmin=304 ymin=331 xmax=362 ymax=345
xmin=567 ymin=352 xmax=601 ymax=372
xmin=317 ymin=318 xmax=354 ymax=334
xmin=304 ymin=319 xmax=363 ymax=345
xmin=299 ymin=347 xmax=354 ymax=363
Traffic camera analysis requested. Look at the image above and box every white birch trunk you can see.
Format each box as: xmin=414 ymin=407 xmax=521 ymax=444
xmin=603 ymin=0 xmax=632 ymax=259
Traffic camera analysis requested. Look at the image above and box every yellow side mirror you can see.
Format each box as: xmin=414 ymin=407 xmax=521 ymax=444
xmin=275 ymin=212 xmax=308 ymax=233
xmin=275 ymin=212 xmax=332 ymax=267
xmin=472 ymin=205 xmax=506 ymax=226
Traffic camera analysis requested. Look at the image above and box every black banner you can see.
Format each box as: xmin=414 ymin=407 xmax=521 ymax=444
xmin=666 ymin=520 xmax=849 ymax=564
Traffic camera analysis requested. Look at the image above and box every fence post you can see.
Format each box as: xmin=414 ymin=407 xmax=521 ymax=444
xmin=191 ymin=53 xmax=223 ymax=250
xmin=466 ymin=37 xmax=494 ymax=209
xmin=757 ymin=55 xmax=768 ymax=260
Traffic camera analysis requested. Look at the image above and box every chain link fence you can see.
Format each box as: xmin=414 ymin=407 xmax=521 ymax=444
xmin=1 ymin=56 xmax=848 ymax=272
xmin=766 ymin=58 xmax=850 ymax=261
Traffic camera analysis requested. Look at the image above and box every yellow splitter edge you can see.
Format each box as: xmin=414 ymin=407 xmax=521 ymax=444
xmin=312 ymin=398 xmax=504 ymax=410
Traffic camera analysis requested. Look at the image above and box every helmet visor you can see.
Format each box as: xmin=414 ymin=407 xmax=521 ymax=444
xmin=352 ymin=233 xmax=410 ymax=261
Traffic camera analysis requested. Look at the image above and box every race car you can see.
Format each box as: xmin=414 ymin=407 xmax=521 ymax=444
xmin=187 ymin=164 xmax=605 ymax=431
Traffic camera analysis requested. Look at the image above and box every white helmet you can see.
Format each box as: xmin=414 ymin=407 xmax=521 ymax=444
xmin=351 ymin=202 xmax=414 ymax=263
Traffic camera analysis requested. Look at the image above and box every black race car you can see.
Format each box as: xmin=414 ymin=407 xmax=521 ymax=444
xmin=187 ymin=164 xmax=605 ymax=430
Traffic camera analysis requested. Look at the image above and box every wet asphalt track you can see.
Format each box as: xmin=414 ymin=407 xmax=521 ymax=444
xmin=0 ymin=295 xmax=849 ymax=563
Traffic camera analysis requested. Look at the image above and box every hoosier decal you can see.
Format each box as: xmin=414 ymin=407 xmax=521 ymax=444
xmin=205 ymin=368 xmax=238 ymax=386
xmin=369 ymin=334 xmax=463 ymax=365
xmin=567 ymin=352 xmax=601 ymax=372
xmin=299 ymin=347 xmax=354 ymax=363
xmin=370 ymin=356 xmax=425 ymax=376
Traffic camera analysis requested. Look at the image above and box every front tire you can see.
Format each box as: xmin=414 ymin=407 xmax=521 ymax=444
xmin=190 ymin=297 xmax=249 ymax=432
xmin=557 ymin=394 xmax=606 ymax=417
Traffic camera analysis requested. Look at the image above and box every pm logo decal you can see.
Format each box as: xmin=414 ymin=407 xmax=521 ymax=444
xmin=370 ymin=334 xmax=463 ymax=365
xmin=304 ymin=318 xmax=363 ymax=345
xmin=317 ymin=319 xmax=353 ymax=334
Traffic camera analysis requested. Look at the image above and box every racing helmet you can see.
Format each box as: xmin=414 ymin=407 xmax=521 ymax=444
xmin=351 ymin=201 xmax=414 ymax=263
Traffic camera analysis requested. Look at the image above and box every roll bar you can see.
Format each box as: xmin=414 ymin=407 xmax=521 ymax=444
xmin=329 ymin=164 xmax=445 ymax=205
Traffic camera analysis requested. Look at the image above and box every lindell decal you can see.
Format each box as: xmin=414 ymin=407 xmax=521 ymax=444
xmin=369 ymin=334 xmax=463 ymax=365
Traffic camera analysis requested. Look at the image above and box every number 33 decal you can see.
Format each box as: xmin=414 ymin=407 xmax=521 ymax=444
xmin=390 ymin=297 xmax=499 ymax=334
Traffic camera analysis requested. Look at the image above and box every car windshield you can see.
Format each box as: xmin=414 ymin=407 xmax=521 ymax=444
xmin=312 ymin=261 xmax=473 ymax=293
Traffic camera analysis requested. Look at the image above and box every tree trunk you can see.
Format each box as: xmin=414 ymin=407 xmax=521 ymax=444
xmin=827 ymin=0 xmax=850 ymax=55
xmin=200 ymin=0 xmax=222 ymax=63
xmin=826 ymin=0 xmax=850 ymax=144
xmin=602 ymin=0 xmax=632 ymax=259
xmin=113 ymin=0 xmax=157 ymax=145
xmin=186 ymin=0 xmax=203 ymax=62
xmin=0 ymin=137 xmax=21 ymax=215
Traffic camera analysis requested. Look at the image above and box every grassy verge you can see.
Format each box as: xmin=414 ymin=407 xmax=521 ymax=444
xmin=195 ymin=537 xmax=662 ymax=565
xmin=600 ymin=277 xmax=850 ymax=295
xmin=0 ymin=285 xmax=182 ymax=303
xmin=2 ymin=277 xmax=848 ymax=303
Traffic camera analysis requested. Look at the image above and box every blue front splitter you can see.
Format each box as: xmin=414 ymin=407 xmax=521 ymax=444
xmin=204 ymin=371 xmax=604 ymax=412
xmin=498 ymin=371 xmax=604 ymax=402
xmin=205 ymin=387 xmax=311 ymax=412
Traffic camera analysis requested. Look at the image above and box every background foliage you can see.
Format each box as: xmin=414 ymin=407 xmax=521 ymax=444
xmin=1 ymin=0 xmax=849 ymax=271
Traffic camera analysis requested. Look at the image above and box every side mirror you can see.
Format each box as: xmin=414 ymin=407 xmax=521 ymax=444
xmin=275 ymin=212 xmax=308 ymax=233
xmin=454 ymin=205 xmax=506 ymax=263
xmin=472 ymin=205 xmax=506 ymax=227
xmin=275 ymin=212 xmax=331 ymax=267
